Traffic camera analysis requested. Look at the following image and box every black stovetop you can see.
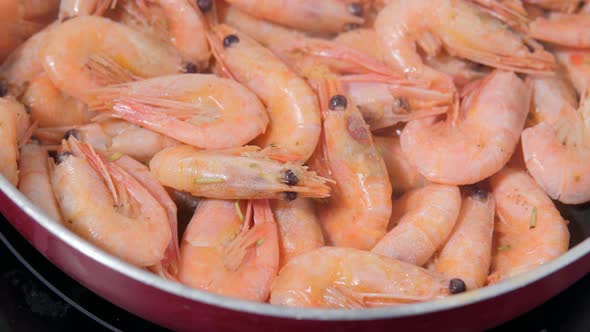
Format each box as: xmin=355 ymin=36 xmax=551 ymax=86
xmin=1 ymin=218 xmax=589 ymax=332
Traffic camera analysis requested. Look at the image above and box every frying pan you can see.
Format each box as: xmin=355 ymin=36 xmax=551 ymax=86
xmin=1 ymin=173 xmax=589 ymax=332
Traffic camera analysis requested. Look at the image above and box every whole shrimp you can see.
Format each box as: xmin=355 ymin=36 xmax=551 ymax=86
xmin=270 ymin=247 xmax=459 ymax=308
xmin=309 ymin=79 xmax=392 ymax=250
xmin=401 ymin=71 xmax=531 ymax=185
xmin=271 ymin=198 xmax=324 ymax=267
xmin=0 ymin=97 xmax=32 ymax=185
xmin=208 ymin=24 xmax=320 ymax=161
xmin=18 ymin=139 xmax=63 ymax=223
xmin=178 ymin=199 xmax=278 ymax=302
xmin=223 ymin=0 xmax=365 ymax=35
xmin=488 ymin=168 xmax=570 ymax=284
xmin=375 ymin=0 xmax=556 ymax=87
xmin=372 ymin=184 xmax=461 ymax=266
xmin=429 ymin=186 xmax=495 ymax=290
xmin=41 ymin=15 xmax=182 ymax=103
xmin=521 ymin=77 xmax=590 ymax=204
xmin=51 ymin=138 xmax=173 ymax=268
xmin=89 ymin=74 xmax=268 ymax=150
xmin=22 ymin=73 xmax=95 ymax=127
xmin=373 ymin=135 xmax=427 ymax=196
xmin=149 ymin=145 xmax=331 ymax=200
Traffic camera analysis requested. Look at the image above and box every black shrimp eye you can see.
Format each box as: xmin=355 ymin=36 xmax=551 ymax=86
xmin=471 ymin=187 xmax=488 ymax=201
xmin=348 ymin=3 xmax=363 ymax=17
xmin=63 ymin=129 xmax=80 ymax=140
xmin=55 ymin=151 xmax=73 ymax=165
xmin=449 ymin=278 xmax=467 ymax=294
xmin=329 ymin=95 xmax=348 ymax=110
xmin=282 ymin=191 xmax=298 ymax=201
xmin=0 ymin=82 xmax=8 ymax=97
xmin=197 ymin=0 xmax=213 ymax=12
xmin=183 ymin=62 xmax=198 ymax=73
xmin=223 ymin=34 xmax=240 ymax=48
xmin=23 ymin=105 xmax=31 ymax=114
xmin=282 ymin=169 xmax=299 ymax=186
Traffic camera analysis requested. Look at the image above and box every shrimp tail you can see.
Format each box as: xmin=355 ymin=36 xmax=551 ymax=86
xmin=85 ymin=52 xmax=141 ymax=86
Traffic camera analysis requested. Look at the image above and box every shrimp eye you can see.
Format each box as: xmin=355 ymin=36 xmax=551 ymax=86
xmin=348 ymin=3 xmax=363 ymax=17
xmin=64 ymin=129 xmax=81 ymax=140
xmin=449 ymin=278 xmax=466 ymax=294
xmin=329 ymin=95 xmax=348 ymax=110
xmin=470 ymin=187 xmax=488 ymax=201
xmin=183 ymin=62 xmax=198 ymax=73
xmin=393 ymin=97 xmax=411 ymax=112
xmin=55 ymin=151 xmax=73 ymax=165
xmin=23 ymin=105 xmax=31 ymax=114
xmin=29 ymin=136 xmax=41 ymax=145
xmin=282 ymin=169 xmax=299 ymax=186
xmin=282 ymin=191 xmax=298 ymax=201
xmin=392 ymin=189 xmax=405 ymax=199
xmin=197 ymin=0 xmax=213 ymax=12
xmin=223 ymin=34 xmax=240 ymax=48
xmin=0 ymin=83 xmax=8 ymax=98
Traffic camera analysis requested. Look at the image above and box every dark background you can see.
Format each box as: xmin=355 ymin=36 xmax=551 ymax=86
xmin=1 ymin=217 xmax=589 ymax=332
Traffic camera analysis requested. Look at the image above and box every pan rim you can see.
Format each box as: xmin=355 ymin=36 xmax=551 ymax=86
xmin=3 ymin=174 xmax=589 ymax=321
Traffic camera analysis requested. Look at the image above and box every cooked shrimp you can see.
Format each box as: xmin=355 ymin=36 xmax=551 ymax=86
xmin=375 ymin=0 xmax=556 ymax=87
xmin=51 ymin=138 xmax=172 ymax=268
xmin=401 ymin=71 xmax=531 ymax=185
xmin=209 ymin=24 xmax=320 ymax=161
xmin=373 ymin=135 xmax=427 ymax=195
xmin=34 ymin=120 xmax=179 ymax=163
xmin=41 ymin=15 xmax=182 ymax=103
xmin=523 ymin=0 xmax=581 ymax=13
xmin=150 ymin=145 xmax=331 ymax=200
xmin=488 ymin=168 xmax=570 ymax=284
xmin=429 ymin=186 xmax=495 ymax=290
xmin=89 ymin=74 xmax=268 ymax=150
xmin=224 ymin=0 xmax=365 ymax=35
xmin=554 ymin=48 xmax=590 ymax=96
xmin=530 ymin=13 xmax=590 ymax=48
xmin=0 ymin=22 xmax=55 ymax=96
xmin=309 ymin=79 xmax=391 ymax=250
xmin=22 ymin=73 xmax=95 ymax=127
xmin=271 ymin=198 xmax=324 ymax=267
xmin=178 ymin=199 xmax=279 ymax=302
xmin=521 ymin=77 xmax=590 ymax=204
xmin=58 ymin=0 xmax=116 ymax=19
xmin=0 ymin=98 xmax=21 ymax=185
xmin=18 ymin=140 xmax=63 ymax=222
xmin=270 ymin=247 xmax=456 ymax=308
xmin=372 ymin=184 xmax=461 ymax=266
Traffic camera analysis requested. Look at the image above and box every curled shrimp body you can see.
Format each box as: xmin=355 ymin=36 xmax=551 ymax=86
xmin=22 ymin=73 xmax=95 ymax=127
xmin=530 ymin=13 xmax=590 ymax=48
xmin=178 ymin=199 xmax=279 ymax=302
xmin=271 ymin=198 xmax=324 ymax=267
xmin=310 ymin=80 xmax=392 ymax=250
xmin=270 ymin=247 xmax=453 ymax=308
xmin=372 ymin=184 xmax=461 ymax=266
xmin=429 ymin=187 xmax=495 ymax=290
xmin=41 ymin=16 xmax=182 ymax=103
xmin=224 ymin=0 xmax=365 ymax=35
xmin=522 ymin=77 xmax=590 ymax=204
xmin=375 ymin=0 xmax=556 ymax=85
xmin=18 ymin=141 xmax=63 ymax=223
xmin=488 ymin=168 xmax=569 ymax=284
xmin=51 ymin=138 xmax=172 ymax=268
xmin=209 ymin=24 xmax=320 ymax=161
xmin=373 ymin=135 xmax=427 ymax=195
xmin=149 ymin=145 xmax=331 ymax=200
xmin=0 ymin=97 xmax=31 ymax=186
xmin=401 ymin=71 xmax=531 ymax=185
xmin=90 ymin=74 xmax=268 ymax=150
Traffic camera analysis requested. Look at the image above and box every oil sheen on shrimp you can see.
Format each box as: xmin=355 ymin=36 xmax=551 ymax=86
xmin=209 ymin=24 xmax=320 ymax=161
xmin=178 ymin=199 xmax=278 ymax=302
xmin=401 ymin=71 xmax=531 ymax=185
xmin=372 ymin=184 xmax=461 ymax=266
xmin=89 ymin=74 xmax=269 ymax=150
xmin=488 ymin=168 xmax=570 ymax=284
xmin=270 ymin=247 xmax=455 ymax=308
xmin=41 ymin=15 xmax=182 ymax=103
xmin=149 ymin=145 xmax=331 ymax=200
xmin=430 ymin=186 xmax=495 ymax=290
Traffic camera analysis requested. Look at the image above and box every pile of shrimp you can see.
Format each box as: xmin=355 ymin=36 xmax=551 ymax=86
xmin=1 ymin=0 xmax=588 ymax=309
